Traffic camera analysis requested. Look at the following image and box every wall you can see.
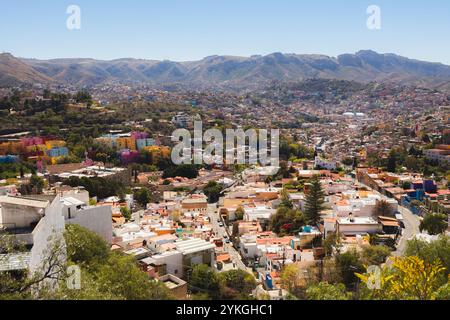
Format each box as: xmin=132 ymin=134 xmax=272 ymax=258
xmin=28 ymin=196 xmax=66 ymax=282
xmin=66 ymin=205 xmax=113 ymax=244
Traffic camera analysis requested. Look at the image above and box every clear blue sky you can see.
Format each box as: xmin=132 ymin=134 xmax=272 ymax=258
xmin=0 ymin=0 xmax=449 ymax=64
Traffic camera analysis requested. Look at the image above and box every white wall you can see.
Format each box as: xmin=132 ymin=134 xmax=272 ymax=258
xmin=29 ymin=196 xmax=66 ymax=281
xmin=66 ymin=205 xmax=113 ymax=244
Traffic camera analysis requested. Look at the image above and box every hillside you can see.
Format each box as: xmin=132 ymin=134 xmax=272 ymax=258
xmin=1 ymin=51 xmax=450 ymax=91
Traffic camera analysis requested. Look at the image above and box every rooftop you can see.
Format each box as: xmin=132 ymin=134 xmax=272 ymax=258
xmin=0 ymin=196 xmax=49 ymax=208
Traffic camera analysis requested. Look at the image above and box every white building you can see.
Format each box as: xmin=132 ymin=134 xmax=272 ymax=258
xmin=0 ymin=196 xmax=66 ymax=283
xmin=314 ymin=156 xmax=338 ymax=170
xmin=62 ymin=196 xmax=113 ymax=243
xmin=335 ymin=216 xmax=381 ymax=236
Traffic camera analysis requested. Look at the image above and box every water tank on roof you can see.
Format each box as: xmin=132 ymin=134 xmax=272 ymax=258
xmin=266 ymin=273 xmax=273 ymax=290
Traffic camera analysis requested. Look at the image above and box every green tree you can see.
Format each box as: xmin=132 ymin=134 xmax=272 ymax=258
xmin=323 ymin=232 xmax=342 ymax=256
xmin=335 ymin=250 xmax=364 ymax=290
xmin=29 ymin=174 xmax=45 ymax=194
xmin=120 ymin=207 xmax=132 ymax=222
xmin=203 ymin=181 xmax=224 ymax=203
xmin=95 ymin=252 xmax=173 ymax=300
xmin=218 ymin=269 xmax=257 ymax=300
xmin=270 ymin=206 xmax=304 ymax=236
xmin=64 ymin=224 xmax=110 ymax=267
xmin=306 ymin=282 xmax=351 ymax=300
xmin=235 ymin=206 xmax=245 ymax=221
xmin=420 ymin=213 xmax=448 ymax=235
xmin=372 ymin=200 xmax=393 ymax=218
xmin=134 ymin=188 xmax=151 ymax=208
xmin=190 ymin=264 xmax=221 ymax=299
xmin=304 ymin=176 xmax=325 ymax=225
xmin=387 ymin=151 xmax=397 ymax=173
xmin=360 ymin=245 xmax=392 ymax=266
xmin=405 ymin=236 xmax=450 ymax=279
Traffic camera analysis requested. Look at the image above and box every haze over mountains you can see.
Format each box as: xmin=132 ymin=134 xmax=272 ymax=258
xmin=1 ymin=50 xmax=450 ymax=91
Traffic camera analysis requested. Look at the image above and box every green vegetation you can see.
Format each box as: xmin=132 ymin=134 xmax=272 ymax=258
xmin=372 ymin=200 xmax=393 ymax=218
xmin=64 ymin=176 xmax=125 ymax=199
xmin=235 ymin=206 xmax=245 ymax=221
xmin=270 ymin=190 xmax=304 ymax=235
xmin=405 ymin=235 xmax=450 ymax=279
xmin=0 ymin=162 xmax=36 ymax=180
xmin=163 ymin=164 xmax=200 ymax=179
xmin=134 ymin=188 xmax=152 ymax=208
xmin=270 ymin=206 xmax=304 ymax=236
xmin=419 ymin=213 xmax=448 ymax=235
xmin=55 ymin=224 xmax=173 ymax=300
xmin=203 ymin=181 xmax=225 ymax=203
xmin=304 ymin=176 xmax=326 ymax=225
xmin=190 ymin=264 xmax=257 ymax=300
xmin=306 ymin=282 xmax=351 ymax=300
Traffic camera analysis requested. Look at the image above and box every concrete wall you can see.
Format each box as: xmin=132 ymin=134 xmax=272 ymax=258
xmin=29 ymin=196 xmax=66 ymax=280
xmin=66 ymin=205 xmax=113 ymax=244
xmin=0 ymin=203 xmax=43 ymax=229
xmin=152 ymin=251 xmax=183 ymax=278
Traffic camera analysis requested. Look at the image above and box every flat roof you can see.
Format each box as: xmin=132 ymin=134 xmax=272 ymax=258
xmin=0 ymin=253 xmax=30 ymax=272
xmin=0 ymin=196 xmax=49 ymax=208
xmin=62 ymin=197 xmax=85 ymax=206
xmin=338 ymin=217 xmax=379 ymax=225
xmin=175 ymin=238 xmax=216 ymax=255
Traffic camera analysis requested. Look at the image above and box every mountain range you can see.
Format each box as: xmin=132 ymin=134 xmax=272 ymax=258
xmin=1 ymin=50 xmax=450 ymax=91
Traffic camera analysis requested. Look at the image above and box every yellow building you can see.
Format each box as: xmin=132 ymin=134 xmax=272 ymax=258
xmin=141 ymin=146 xmax=171 ymax=164
xmin=0 ymin=142 xmax=24 ymax=155
xmin=117 ymin=137 xmax=137 ymax=151
xmin=45 ymin=140 xmax=66 ymax=150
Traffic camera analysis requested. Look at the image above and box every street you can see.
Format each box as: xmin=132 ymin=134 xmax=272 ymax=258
xmin=353 ymin=177 xmax=421 ymax=256
xmin=207 ymin=203 xmax=253 ymax=273
xmin=394 ymin=205 xmax=421 ymax=256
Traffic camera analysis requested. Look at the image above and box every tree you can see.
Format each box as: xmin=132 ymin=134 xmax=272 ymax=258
xmin=29 ymin=174 xmax=45 ymax=194
xmin=304 ymin=176 xmax=325 ymax=225
xmin=95 ymin=252 xmax=173 ymax=300
xmin=120 ymin=207 xmax=132 ymax=222
xmin=270 ymin=206 xmax=304 ymax=236
xmin=203 ymin=181 xmax=224 ymax=203
xmin=360 ymin=245 xmax=391 ymax=266
xmin=420 ymin=213 xmax=448 ymax=235
xmin=134 ymin=188 xmax=151 ymax=208
xmin=64 ymin=224 xmax=109 ymax=268
xmin=405 ymin=236 xmax=450 ymax=279
xmin=218 ymin=269 xmax=257 ymax=300
xmin=323 ymin=232 xmax=342 ymax=256
xmin=235 ymin=206 xmax=245 ymax=221
xmin=372 ymin=200 xmax=393 ymax=218
xmin=335 ymin=250 xmax=364 ymax=290
xmin=163 ymin=164 xmax=199 ymax=179
xmin=0 ymin=232 xmax=66 ymax=299
xmin=280 ymin=189 xmax=293 ymax=209
xmin=280 ymin=264 xmax=303 ymax=293
xmin=306 ymin=282 xmax=351 ymax=300
xmin=357 ymin=256 xmax=447 ymax=300
xmin=59 ymin=225 xmax=172 ymax=300
xmin=190 ymin=264 xmax=221 ymax=299
xmin=387 ymin=150 xmax=397 ymax=173
xmin=74 ymin=90 xmax=93 ymax=105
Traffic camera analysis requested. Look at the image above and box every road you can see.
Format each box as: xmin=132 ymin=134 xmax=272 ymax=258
xmin=353 ymin=178 xmax=421 ymax=256
xmin=394 ymin=205 xmax=421 ymax=256
xmin=207 ymin=203 xmax=252 ymax=273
